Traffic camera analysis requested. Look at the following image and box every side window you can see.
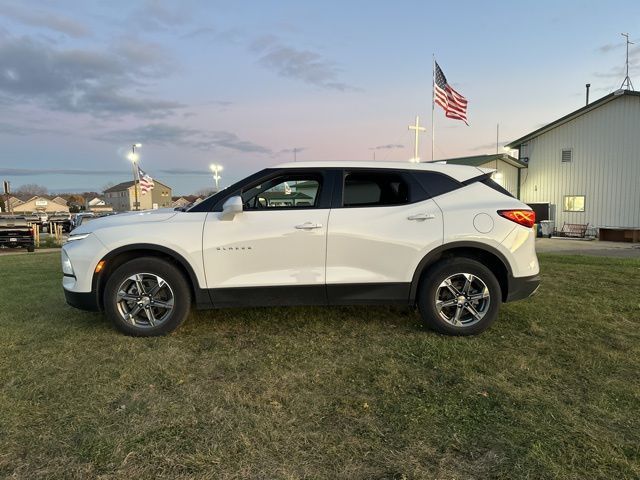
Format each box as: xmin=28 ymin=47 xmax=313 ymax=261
xmin=242 ymin=176 xmax=321 ymax=210
xmin=412 ymin=171 xmax=462 ymax=198
xmin=343 ymin=172 xmax=410 ymax=207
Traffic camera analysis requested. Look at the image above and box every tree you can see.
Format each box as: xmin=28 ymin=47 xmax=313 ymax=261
xmin=16 ymin=183 xmax=48 ymax=197
xmin=194 ymin=187 xmax=215 ymax=197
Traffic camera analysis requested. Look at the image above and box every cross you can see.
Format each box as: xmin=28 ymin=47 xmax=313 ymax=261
xmin=408 ymin=115 xmax=427 ymax=162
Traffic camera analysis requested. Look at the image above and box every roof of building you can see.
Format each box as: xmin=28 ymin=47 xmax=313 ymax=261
xmin=104 ymin=181 xmax=136 ymax=193
xmin=506 ymin=89 xmax=640 ymax=148
xmin=445 ymin=153 xmax=528 ymax=169
xmin=103 ymin=179 xmax=171 ymax=193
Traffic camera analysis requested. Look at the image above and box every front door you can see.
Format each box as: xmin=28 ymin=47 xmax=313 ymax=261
xmin=202 ymin=171 xmax=332 ymax=306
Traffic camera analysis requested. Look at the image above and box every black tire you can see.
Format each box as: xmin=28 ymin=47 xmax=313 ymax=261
xmin=417 ymin=257 xmax=502 ymax=336
xmin=103 ymin=257 xmax=191 ymax=337
xmin=27 ymin=245 xmax=35 ymax=252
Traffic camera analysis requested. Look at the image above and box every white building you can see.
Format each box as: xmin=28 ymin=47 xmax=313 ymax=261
xmin=505 ymin=90 xmax=640 ymax=240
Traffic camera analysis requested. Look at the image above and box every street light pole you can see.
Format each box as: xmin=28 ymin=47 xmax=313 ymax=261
xmin=128 ymin=143 xmax=142 ymax=211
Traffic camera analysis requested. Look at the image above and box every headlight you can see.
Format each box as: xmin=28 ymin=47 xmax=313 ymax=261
xmin=61 ymin=250 xmax=74 ymax=276
xmin=66 ymin=233 xmax=90 ymax=243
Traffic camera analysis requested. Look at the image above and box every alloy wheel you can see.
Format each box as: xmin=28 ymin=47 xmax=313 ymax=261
xmin=434 ymin=273 xmax=491 ymax=327
xmin=115 ymin=273 xmax=175 ymax=328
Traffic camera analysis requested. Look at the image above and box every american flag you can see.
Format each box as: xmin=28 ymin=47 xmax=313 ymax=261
xmin=434 ymin=61 xmax=468 ymax=125
xmin=137 ymin=165 xmax=155 ymax=194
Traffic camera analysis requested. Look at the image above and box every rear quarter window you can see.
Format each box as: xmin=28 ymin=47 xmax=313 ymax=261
xmin=411 ymin=171 xmax=462 ymax=198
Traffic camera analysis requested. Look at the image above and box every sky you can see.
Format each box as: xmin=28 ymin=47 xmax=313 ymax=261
xmin=1 ymin=0 xmax=639 ymax=195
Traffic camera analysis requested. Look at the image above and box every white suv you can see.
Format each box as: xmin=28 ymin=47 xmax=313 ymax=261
xmin=62 ymin=162 xmax=539 ymax=336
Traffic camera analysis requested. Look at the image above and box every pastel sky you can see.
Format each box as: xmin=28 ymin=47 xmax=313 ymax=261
xmin=1 ymin=0 xmax=639 ymax=195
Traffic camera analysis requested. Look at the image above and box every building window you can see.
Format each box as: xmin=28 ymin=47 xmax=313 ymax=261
xmin=561 ymin=148 xmax=572 ymax=163
xmin=563 ymin=195 xmax=585 ymax=212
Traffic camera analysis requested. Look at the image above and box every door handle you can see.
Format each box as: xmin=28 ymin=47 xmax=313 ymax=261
xmin=295 ymin=222 xmax=323 ymax=230
xmin=407 ymin=213 xmax=436 ymax=221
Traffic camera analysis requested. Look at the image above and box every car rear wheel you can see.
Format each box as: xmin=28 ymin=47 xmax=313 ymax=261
xmin=103 ymin=257 xmax=191 ymax=336
xmin=417 ymin=257 xmax=501 ymax=335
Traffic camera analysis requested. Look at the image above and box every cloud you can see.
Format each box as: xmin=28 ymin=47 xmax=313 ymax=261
xmin=132 ymin=0 xmax=190 ymax=31
xmin=250 ymin=35 xmax=356 ymax=91
xmin=0 ymin=121 xmax=67 ymax=136
xmin=597 ymin=43 xmax=621 ymax=54
xmin=0 ymin=168 xmax=122 ymax=176
xmin=370 ymin=144 xmax=404 ymax=150
xmin=0 ymin=35 xmax=184 ymax=118
xmin=158 ymin=168 xmax=212 ymax=175
xmin=95 ymin=123 xmax=271 ymax=154
xmin=0 ymin=4 xmax=89 ymax=38
xmin=471 ymin=141 xmax=509 ymax=152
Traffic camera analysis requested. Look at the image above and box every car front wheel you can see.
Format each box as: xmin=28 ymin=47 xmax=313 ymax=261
xmin=103 ymin=257 xmax=191 ymax=336
xmin=418 ymin=257 xmax=502 ymax=336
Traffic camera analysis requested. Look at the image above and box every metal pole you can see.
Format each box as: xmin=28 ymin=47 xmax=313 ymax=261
xmin=414 ymin=116 xmax=419 ymax=160
xmin=431 ymin=54 xmax=435 ymax=161
xmin=132 ymin=144 xmax=140 ymax=211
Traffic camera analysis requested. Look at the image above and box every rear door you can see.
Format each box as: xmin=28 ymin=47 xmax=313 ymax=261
xmin=325 ymin=169 xmax=444 ymax=303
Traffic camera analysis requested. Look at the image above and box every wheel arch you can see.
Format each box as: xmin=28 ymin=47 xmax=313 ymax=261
xmin=410 ymin=241 xmax=513 ymax=304
xmin=92 ymin=244 xmax=210 ymax=311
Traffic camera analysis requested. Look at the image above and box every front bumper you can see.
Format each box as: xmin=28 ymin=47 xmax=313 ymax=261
xmin=64 ymin=287 xmax=101 ymax=311
xmin=506 ymin=274 xmax=540 ymax=302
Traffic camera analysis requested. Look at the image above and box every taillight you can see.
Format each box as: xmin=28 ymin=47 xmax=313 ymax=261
xmin=498 ymin=209 xmax=536 ymax=228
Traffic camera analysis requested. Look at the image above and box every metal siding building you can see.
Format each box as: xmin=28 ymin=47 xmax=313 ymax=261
xmin=506 ymin=91 xmax=640 ymax=229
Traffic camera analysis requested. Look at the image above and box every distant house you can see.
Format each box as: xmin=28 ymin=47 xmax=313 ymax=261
xmin=86 ymin=197 xmax=105 ymax=207
xmin=4 ymin=196 xmax=24 ymax=213
xmin=171 ymin=195 xmax=203 ymax=209
xmin=85 ymin=197 xmax=113 ymax=213
xmin=104 ymin=180 xmax=172 ymax=211
xmin=13 ymin=196 xmax=70 ymax=214
xmin=51 ymin=196 xmax=68 ymax=206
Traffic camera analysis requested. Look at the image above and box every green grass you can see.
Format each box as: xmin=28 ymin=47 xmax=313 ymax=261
xmin=0 ymin=253 xmax=638 ymax=479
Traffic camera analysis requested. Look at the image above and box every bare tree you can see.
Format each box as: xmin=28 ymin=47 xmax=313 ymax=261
xmin=194 ymin=187 xmax=215 ymax=197
xmin=16 ymin=183 xmax=48 ymax=197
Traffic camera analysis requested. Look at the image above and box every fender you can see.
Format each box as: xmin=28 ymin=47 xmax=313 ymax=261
xmin=409 ymin=241 xmax=513 ymax=303
xmin=93 ymin=243 xmax=212 ymax=309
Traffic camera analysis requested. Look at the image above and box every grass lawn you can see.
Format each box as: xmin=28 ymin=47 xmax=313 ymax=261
xmin=0 ymin=253 xmax=638 ymax=479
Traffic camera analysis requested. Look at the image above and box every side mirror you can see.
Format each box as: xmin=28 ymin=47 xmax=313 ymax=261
xmin=220 ymin=195 xmax=243 ymax=221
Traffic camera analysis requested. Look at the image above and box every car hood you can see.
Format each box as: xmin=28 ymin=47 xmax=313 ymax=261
xmin=71 ymin=209 xmax=178 ymax=235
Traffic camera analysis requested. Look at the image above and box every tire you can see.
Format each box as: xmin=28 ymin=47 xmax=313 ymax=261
xmin=103 ymin=257 xmax=191 ymax=336
xmin=417 ymin=257 xmax=502 ymax=336
xmin=27 ymin=245 xmax=35 ymax=252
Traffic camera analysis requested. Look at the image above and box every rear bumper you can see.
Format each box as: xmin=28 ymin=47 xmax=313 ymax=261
xmin=506 ymin=274 xmax=540 ymax=302
xmin=64 ymin=287 xmax=101 ymax=312
xmin=0 ymin=238 xmax=33 ymax=247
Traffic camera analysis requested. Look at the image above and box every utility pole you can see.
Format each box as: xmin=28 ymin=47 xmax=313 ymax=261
xmin=408 ymin=115 xmax=427 ymax=162
xmin=621 ymin=33 xmax=635 ymax=91
xmin=2 ymin=180 xmax=10 ymax=214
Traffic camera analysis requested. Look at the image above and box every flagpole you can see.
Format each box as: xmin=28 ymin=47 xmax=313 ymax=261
xmin=431 ymin=54 xmax=435 ymax=162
